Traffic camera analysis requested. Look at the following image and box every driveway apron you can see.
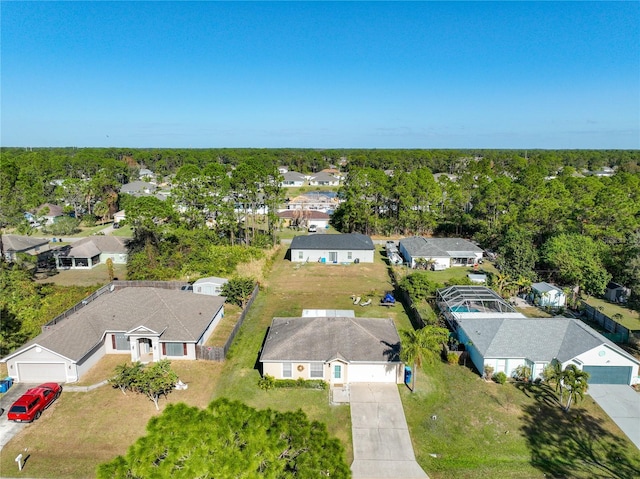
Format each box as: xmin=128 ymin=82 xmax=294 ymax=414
xmin=350 ymin=383 xmax=429 ymax=479
xmin=588 ymin=384 xmax=640 ymax=450
xmin=0 ymin=382 xmax=34 ymax=451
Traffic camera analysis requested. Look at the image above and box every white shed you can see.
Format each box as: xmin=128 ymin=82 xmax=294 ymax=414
xmin=193 ymin=277 xmax=229 ymax=296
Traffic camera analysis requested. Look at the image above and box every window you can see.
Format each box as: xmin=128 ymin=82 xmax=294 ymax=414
xmin=165 ymin=342 xmax=185 ymax=356
xmin=298 ymin=251 xmax=303 ymax=260
xmin=283 ymin=362 xmax=292 ymax=378
xmin=334 ymin=364 xmax=342 ymax=379
xmin=310 ymin=363 xmax=323 ymax=378
xmin=113 ymin=333 xmax=130 ymax=351
xmin=347 ymin=252 xmax=353 ymax=260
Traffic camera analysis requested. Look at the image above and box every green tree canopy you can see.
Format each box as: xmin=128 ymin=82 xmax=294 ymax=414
xmin=96 ymin=398 xmax=351 ymax=479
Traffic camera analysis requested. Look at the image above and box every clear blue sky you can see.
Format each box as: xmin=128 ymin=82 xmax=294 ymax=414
xmin=1 ymin=1 xmax=638 ymax=149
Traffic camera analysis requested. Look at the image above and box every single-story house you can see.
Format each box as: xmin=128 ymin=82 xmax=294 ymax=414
xmin=138 ymin=168 xmax=156 ymax=181
xmin=605 ymin=282 xmax=631 ymax=303
xmin=531 ymin=282 xmax=566 ymax=307
xmin=2 ymin=235 xmax=51 ymax=262
xmin=280 ymin=171 xmax=306 ymax=187
xmin=308 ymin=172 xmax=340 ymax=186
xmin=1 ymin=286 xmax=226 ymax=383
xmin=457 ymin=317 xmax=640 ymax=385
xmin=260 ymin=315 xmax=403 ymax=384
xmin=35 ymin=203 xmax=65 ymax=225
xmin=286 ymin=191 xmax=341 ymax=213
xmin=468 ymin=274 xmax=487 ymax=284
xmin=289 ymin=233 xmax=374 ymax=263
xmin=399 ymin=237 xmax=483 ymax=269
xmin=54 ymin=236 xmax=129 ymax=269
xmin=193 ymin=276 xmax=228 ymax=296
xmin=277 ymin=210 xmax=330 ymax=229
xmin=120 ymin=181 xmax=157 ymax=196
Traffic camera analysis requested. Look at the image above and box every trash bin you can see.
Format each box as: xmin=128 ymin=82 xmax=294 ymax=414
xmin=0 ymin=378 xmax=12 ymax=393
xmin=404 ymin=366 xmax=412 ymax=385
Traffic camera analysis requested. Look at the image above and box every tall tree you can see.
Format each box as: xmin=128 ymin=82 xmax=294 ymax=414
xmin=399 ymin=326 xmax=449 ymax=392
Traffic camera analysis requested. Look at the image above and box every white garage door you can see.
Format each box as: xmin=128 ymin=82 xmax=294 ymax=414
xmin=348 ymin=364 xmax=397 ymax=383
xmin=17 ymin=363 xmax=67 ymax=383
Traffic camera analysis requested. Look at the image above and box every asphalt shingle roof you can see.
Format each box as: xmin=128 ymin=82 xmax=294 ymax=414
xmin=260 ymin=317 xmax=401 ymax=363
xmin=400 ymin=237 xmax=483 ymax=258
xmin=458 ymin=317 xmax=639 ymax=364
xmin=3 ymin=235 xmax=49 ymax=252
xmin=57 ymin=236 xmax=129 ymax=258
xmin=290 ymin=233 xmax=374 ymax=251
xmin=6 ymin=288 xmax=225 ymax=362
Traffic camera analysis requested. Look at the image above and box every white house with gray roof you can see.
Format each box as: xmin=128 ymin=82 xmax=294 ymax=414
xmin=399 ymin=237 xmax=483 ymax=269
xmin=54 ymin=236 xmax=129 ymax=269
xmin=260 ymin=315 xmax=403 ymax=384
xmin=530 ymin=282 xmax=566 ymax=307
xmin=2 ymin=234 xmax=51 ymax=262
xmin=2 ymin=287 xmax=225 ymax=383
xmin=289 ymin=233 xmax=374 ymax=263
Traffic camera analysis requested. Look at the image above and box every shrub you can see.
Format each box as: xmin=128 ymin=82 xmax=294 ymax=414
xmin=493 ymin=372 xmax=507 ymax=384
xmin=483 ymin=365 xmax=495 ymax=379
xmin=447 ymin=352 xmax=459 ymax=364
xmin=271 ymin=379 xmax=327 ymax=390
xmin=258 ymin=374 xmax=276 ymax=391
xmin=512 ymin=365 xmax=532 ymax=382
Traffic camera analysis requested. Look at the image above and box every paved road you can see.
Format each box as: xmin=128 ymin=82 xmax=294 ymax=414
xmin=350 ymin=383 xmax=428 ymax=479
xmin=588 ymin=384 xmax=640 ymax=450
xmin=0 ymin=382 xmax=33 ymax=451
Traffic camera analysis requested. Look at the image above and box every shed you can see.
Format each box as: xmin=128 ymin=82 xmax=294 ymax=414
xmin=531 ymin=282 xmax=566 ymax=307
xmin=193 ymin=277 xmax=229 ymax=296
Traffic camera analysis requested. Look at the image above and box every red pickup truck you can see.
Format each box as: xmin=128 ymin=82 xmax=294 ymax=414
xmin=7 ymin=382 xmax=62 ymax=423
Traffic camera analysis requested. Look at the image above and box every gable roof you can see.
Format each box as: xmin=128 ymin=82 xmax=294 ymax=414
xmin=290 ymin=233 xmax=374 ymax=251
xmin=4 ymin=288 xmax=225 ymax=362
xmin=532 ymin=282 xmax=563 ymax=294
xmin=309 ymin=172 xmax=339 ymax=182
xmin=282 ymin=171 xmax=306 ymax=182
xmin=2 ymin=235 xmax=49 ymax=253
xmin=458 ymin=317 xmax=640 ymax=365
xmin=36 ymin=203 xmax=64 ymax=217
xmin=400 ymin=237 xmax=483 ymax=258
xmin=260 ymin=316 xmax=400 ymax=363
xmin=120 ymin=181 xmax=156 ymax=194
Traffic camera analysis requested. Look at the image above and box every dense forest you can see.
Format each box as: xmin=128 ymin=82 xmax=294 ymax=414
xmin=1 ymin=147 xmax=639 ymax=308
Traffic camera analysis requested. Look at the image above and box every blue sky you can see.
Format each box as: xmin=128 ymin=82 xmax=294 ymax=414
xmin=1 ymin=1 xmax=638 ymax=149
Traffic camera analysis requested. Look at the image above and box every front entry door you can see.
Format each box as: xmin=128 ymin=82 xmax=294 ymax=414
xmin=333 ymin=364 xmax=342 ymax=381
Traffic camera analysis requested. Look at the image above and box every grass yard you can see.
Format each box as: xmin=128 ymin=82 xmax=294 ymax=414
xmin=402 ymin=363 xmax=640 ymax=479
xmin=0 ymin=359 xmax=224 ymax=478
xmin=35 ymin=263 xmax=127 ymax=286
xmin=583 ymin=297 xmax=640 ymax=331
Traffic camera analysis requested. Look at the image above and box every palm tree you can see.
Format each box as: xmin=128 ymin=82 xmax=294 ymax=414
xmin=560 ymin=364 xmax=590 ymax=412
xmin=399 ymin=325 xmax=449 ymax=392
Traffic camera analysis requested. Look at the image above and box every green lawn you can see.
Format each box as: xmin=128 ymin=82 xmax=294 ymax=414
xmin=402 ymin=363 xmax=640 ymax=479
xmin=583 ymin=297 xmax=640 ymax=331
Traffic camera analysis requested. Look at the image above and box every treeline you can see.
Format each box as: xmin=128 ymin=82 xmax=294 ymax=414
xmin=2 ymin=147 xmax=639 ymax=227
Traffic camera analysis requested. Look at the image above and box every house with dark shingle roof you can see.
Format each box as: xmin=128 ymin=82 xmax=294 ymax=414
xmin=260 ymin=315 xmax=403 ymax=384
xmin=399 ymin=236 xmax=483 ymax=269
xmin=2 ymin=287 xmax=225 ymax=383
xmin=289 ymin=233 xmax=374 ymax=263
xmin=54 ymin=236 xmax=129 ymax=269
xmin=2 ymin=234 xmax=51 ymax=262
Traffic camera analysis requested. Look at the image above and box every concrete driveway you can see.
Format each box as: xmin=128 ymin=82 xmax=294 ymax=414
xmin=588 ymin=384 xmax=640 ymax=450
xmin=350 ymin=383 xmax=428 ymax=479
xmin=0 ymin=382 xmax=34 ymax=451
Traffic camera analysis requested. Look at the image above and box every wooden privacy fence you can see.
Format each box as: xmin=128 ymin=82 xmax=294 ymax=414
xmin=196 ymin=284 xmax=260 ymax=362
xmin=580 ymin=301 xmax=631 ymax=344
xmin=42 ymin=280 xmax=188 ymax=331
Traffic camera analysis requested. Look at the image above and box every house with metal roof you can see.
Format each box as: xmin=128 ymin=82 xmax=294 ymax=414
xmin=260 ymin=315 xmax=403 ymax=384
xmin=399 ymin=237 xmax=483 ymax=269
xmin=2 ymin=286 xmax=225 ymax=383
xmin=289 ymin=233 xmax=374 ymax=263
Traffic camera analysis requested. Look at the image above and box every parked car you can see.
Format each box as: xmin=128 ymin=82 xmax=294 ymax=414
xmin=7 ymin=383 xmax=62 ymax=423
xmin=308 ymin=225 xmax=317 ymax=233
xmin=112 ymin=222 xmax=121 ymax=229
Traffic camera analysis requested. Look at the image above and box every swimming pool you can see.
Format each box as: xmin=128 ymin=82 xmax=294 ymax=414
xmin=449 ymin=306 xmax=480 ymax=313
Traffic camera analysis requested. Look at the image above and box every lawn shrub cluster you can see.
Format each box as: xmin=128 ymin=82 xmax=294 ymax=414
xmin=493 ymin=371 xmax=507 ymax=384
xmin=258 ymin=374 xmax=327 ymax=391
